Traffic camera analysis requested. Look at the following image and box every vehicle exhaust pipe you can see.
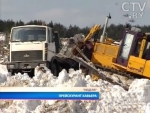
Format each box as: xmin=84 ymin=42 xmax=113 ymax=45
xmin=100 ymin=13 xmax=111 ymax=43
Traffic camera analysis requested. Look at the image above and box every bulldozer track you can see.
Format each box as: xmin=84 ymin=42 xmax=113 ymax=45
xmin=94 ymin=64 xmax=134 ymax=79
xmin=73 ymin=56 xmax=131 ymax=91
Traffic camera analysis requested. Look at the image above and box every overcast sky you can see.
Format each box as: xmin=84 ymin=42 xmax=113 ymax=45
xmin=0 ymin=0 xmax=149 ymax=28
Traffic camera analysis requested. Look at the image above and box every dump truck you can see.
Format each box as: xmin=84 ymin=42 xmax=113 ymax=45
xmin=6 ymin=24 xmax=79 ymax=77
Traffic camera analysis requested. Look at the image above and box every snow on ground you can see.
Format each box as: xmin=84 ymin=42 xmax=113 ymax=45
xmin=0 ymin=65 xmax=150 ymax=113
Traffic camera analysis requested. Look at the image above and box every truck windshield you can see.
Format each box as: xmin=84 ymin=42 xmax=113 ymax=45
xmin=11 ymin=27 xmax=46 ymax=42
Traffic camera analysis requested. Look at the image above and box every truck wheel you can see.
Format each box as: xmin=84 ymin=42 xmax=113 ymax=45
xmin=51 ymin=62 xmax=59 ymax=77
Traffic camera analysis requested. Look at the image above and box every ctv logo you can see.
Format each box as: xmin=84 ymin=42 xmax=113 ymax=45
xmin=122 ymin=2 xmax=146 ymax=19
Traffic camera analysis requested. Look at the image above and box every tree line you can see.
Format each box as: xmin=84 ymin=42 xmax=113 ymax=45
xmin=1 ymin=19 xmax=150 ymax=40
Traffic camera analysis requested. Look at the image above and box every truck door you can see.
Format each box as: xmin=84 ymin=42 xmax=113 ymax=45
xmin=54 ymin=31 xmax=61 ymax=53
xmin=47 ymin=28 xmax=56 ymax=61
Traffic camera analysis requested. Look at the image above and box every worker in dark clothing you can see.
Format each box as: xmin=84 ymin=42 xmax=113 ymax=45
xmin=83 ymin=41 xmax=94 ymax=60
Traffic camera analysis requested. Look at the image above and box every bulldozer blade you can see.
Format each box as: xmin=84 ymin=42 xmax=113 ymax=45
xmin=73 ymin=56 xmax=129 ymax=91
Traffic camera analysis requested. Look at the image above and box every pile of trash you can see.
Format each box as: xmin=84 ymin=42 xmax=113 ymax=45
xmin=0 ymin=64 xmax=150 ymax=113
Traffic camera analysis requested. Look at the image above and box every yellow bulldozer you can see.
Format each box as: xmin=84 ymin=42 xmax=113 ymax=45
xmin=57 ymin=14 xmax=150 ymax=90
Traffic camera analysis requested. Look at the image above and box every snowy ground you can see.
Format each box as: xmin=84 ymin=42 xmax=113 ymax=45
xmin=0 ymin=64 xmax=150 ymax=113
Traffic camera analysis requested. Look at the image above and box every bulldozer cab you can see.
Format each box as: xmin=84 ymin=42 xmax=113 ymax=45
xmin=125 ymin=34 xmax=150 ymax=77
xmin=116 ymin=27 xmax=144 ymax=66
xmin=115 ymin=27 xmax=150 ymax=76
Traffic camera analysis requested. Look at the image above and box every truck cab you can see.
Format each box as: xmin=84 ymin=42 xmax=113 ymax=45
xmin=7 ymin=25 xmax=61 ymax=75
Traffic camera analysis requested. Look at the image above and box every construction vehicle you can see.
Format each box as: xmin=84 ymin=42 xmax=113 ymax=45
xmin=6 ymin=24 xmax=79 ymax=77
xmin=59 ymin=14 xmax=150 ymax=90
